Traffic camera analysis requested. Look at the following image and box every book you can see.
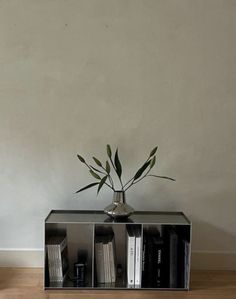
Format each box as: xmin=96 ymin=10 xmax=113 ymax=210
xmin=108 ymin=234 xmax=116 ymax=283
xmin=46 ymin=235 xmax=69 ymax=283
xmin=141 ymin=227 xmax=164 ymax=288
xmin=183 ymin=239 xmax=190 ymax=288
xmin=95 ymin=236 xmax=105 ymax=283
xmin=152 ymin=234 xmax=164 ymax=288
xmin=141 ymin=232 xmax=147 ymax=287
xmin=95 ymin=227 xmax=116 ymax=285
xmin=134 ymin=226 xmax=142 ymax=287
xmin=126 ymin=226 xmax=135 ymax=287
xmin=103 ymin=239 xmax=110 ymax=283
xmin=175 ymin=226 xmax=190 ymax=288
xmin=165 ymin=226 xmax=178 ymax=288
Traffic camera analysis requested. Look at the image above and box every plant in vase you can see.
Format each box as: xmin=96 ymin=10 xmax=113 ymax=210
xmin=76 ymin=145 xmax=175 ymax=218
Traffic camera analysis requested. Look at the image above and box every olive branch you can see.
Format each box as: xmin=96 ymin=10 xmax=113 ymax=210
xmin=76 ymin=145 xmax=175 ymax=195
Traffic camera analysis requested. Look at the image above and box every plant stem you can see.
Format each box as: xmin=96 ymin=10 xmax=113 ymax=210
xmin=101 ymin=165 xmax=115 ymax=190
xmin=124 ymin=167 xmax=152 ymax=191
xmin=104 ymin=182 xmax=114 ymax=190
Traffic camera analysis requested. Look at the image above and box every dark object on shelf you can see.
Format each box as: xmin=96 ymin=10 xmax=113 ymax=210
xmin=74 ymin=251 xmax=87 ymax=287
xmin=116 ymin=264 xmax=123 ymax=278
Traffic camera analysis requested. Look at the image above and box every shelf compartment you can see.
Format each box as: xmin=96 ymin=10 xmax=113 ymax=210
xmin=142 ymin=224 xmax=191 ymax=289
xmin=45 ymin=222 xmax=94 ymax=288
xmin=93 ymin=224 xmax=127 ymax=288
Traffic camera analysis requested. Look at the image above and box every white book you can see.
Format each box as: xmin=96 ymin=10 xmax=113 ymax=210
xmin=47 ymin=246 xmax=54 ymax=280
xmin=127 ymin=226 xmax=135 ymax=287
xmin=134 ymin=228 xmax=142 ymax=287
xmin=46 ymin=235 xmax=68 ymax=283
xmin=107 ymin=242 xmax=112 ymax=283
xmin=103 ymin=242 xmax=110 ymax=283
xmin=108 ymin=236 xmax=116 ymax=283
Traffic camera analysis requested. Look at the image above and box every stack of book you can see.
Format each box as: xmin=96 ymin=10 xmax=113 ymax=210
xmin=46 ymin=234 xmax=69 ymax=285
xmin=95 ymin=228 xmax=116 ymax=285
xmin=126 ymin=225 xmax=142 ymax=288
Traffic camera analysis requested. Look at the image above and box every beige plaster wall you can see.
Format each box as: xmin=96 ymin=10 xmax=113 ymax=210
xmin=0 ymin=0 xmax=236 ymax=267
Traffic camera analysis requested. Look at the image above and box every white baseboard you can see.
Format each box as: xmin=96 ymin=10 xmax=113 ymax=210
xmin=0 ymin=249 xmax=236 ymax=270
xmin=0 ymin=249 xmax=44 ymax=267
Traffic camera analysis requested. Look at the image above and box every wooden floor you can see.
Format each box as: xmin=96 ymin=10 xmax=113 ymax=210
xmin=0 ymin=268 xmax=236 ymax=299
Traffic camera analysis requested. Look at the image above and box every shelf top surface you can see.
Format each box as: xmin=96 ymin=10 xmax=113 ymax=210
xmin=45 ymin=210 xmax=190 ymax=225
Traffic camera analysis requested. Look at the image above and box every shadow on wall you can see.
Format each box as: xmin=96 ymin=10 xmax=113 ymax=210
xmin=192 ymin=219 xmax=236 ymax=252
xmin=191 ymin=219 xmax=236 ymax=271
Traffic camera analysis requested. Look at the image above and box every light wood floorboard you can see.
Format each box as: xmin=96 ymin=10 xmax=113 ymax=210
xmin=0 ymin=268 xmax=236 ymax=299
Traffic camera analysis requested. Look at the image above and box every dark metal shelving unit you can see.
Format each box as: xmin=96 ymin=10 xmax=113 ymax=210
xmin=44 ymin=210 xmax=191 ymax=291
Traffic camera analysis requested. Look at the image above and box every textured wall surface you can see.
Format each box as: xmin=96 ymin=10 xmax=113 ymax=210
xmin=0 ymin=0 xmax=236 ymax=265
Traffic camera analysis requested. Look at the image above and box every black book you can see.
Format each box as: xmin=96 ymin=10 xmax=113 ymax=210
xmin=152 ymin=235 xmax=164 ymax=288
xmin=141 ymin=233 xmax=147 ymax=287
xmin=162 ymin=226 xmax=179 ymax=288
xmin=142 ymin=228 xmax=162 ymax=288
xmin=167 ymin=226 xmax=178 ymax=288
xmin=146 ymin=232 xmax=154 ymax=288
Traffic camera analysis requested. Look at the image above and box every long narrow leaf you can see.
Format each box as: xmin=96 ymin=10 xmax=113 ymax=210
xmin=149 ymin=146 xmax=158 ymax=157
xmin=89 ymin=170 xmax=101 ymax=180
xmin=107 ymin=144 xmax=112 ymax=158
xmin=93 ymin=157 xmax=102 ymax=167
xmin=97 ymin=176 xmax=107 ymax=194
xmin=77 ymin=154 xmax=86 ymax=163
xmin=75 ymin=182 xmax=99 ymax=193
xmin=133 ymin=160 xmax=151 ymax=181
xmin=114 ymin=148 xmax=122 ymax=178
xmin=89 ymin=165 xmax=104 ymax=174
xmin=150 ymin=156 xmax=156 ymax=169
xmin=105 ymin=161 xmax=110 ymax=174
xmin=148 ymin=174 xmax=175 ymax=181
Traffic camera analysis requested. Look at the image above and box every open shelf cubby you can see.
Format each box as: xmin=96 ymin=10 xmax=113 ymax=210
xmin=44 ymin=210 xmax=191 ymax=290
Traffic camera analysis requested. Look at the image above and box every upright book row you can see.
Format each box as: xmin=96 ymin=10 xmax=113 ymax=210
xmin=46 ymin=235 xmax=69 ymax=284
xmin=94 ymin=224 xmax=190 ymax=289
xmin=95 ymin=227 xmax=116 ymax=285
xmin=46 ymin=224 xmax=190 ymax=289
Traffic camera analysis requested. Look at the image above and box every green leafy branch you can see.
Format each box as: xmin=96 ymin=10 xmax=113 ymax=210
xmin=75 ymin=145 xmax=175 ymax=195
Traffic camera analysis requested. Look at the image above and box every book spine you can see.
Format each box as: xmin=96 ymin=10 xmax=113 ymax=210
xmin=155 ymin=240 xmax=163 ymax=287
xmin=169 ymin=231 xmax=178 ymax=288
xmin=95 ymin=242 xmax=105 ymax=283
xmin=57 ymin=245 xmax=63 ymax=280
xmin=135 ymin=234 xmax=141 ymax=286
xmin=141 ymin=234 xmax=147 ymax=287
xmin=106 ymin=243 xmax=111 ymax=283
xmin=47 ymin=246 xmax=54 ymax=282
xmin=146 ymin=236 xmax=154 ymax=288
xmin=103 ymin=242 xmax=109 ymax=283
xmin=108 ymin=239 xmax=116 ymax=283
xmin=184 ymin=241 xmax=190 ymax=289
xmin=51 ymin=245 xmax=57 ymax=281
xmin=127 ymin=230 xmax=135 ymax=287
